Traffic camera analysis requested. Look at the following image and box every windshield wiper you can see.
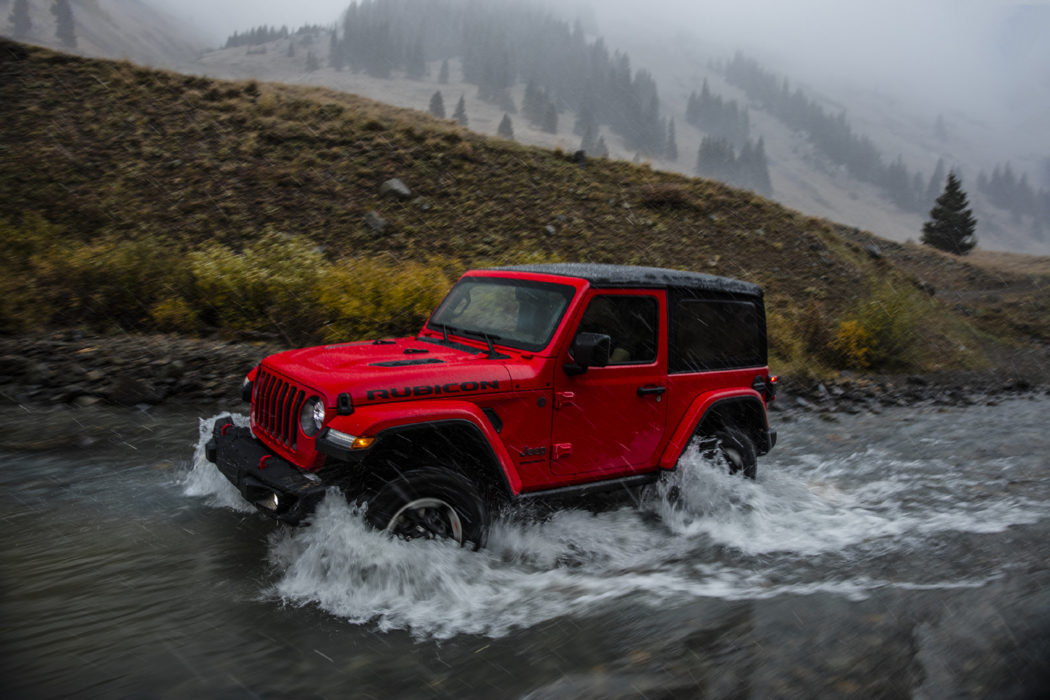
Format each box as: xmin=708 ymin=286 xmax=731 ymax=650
xmin=460 ymin=330 xmax=509 ymax=359
xmin=429 ymin=322 xmax=457 ymax=343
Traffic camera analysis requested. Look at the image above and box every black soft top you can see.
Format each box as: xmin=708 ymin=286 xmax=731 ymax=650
xmin=490 ymin=263 xmax=762 ymax=298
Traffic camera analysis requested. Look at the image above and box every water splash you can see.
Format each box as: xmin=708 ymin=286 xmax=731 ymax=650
xmin=181 ymin=413 xmax=253 ymax=512
xmin=184 ymin=413 xmax=1049 ymax=639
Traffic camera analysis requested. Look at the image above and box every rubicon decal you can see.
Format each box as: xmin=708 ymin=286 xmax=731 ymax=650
xmin=367 ymin=380 xmax=500 ymax=401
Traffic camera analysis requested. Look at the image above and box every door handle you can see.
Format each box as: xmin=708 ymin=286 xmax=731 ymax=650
xmin=637 ymin=385 xmax=667 ymax=397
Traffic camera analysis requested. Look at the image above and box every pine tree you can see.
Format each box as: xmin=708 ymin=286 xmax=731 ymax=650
xmin=497 ymin=113 xmax=514 ymax=140
xmin=9 ymin=0 xmax=30 ymax=39
xmin=593 ymin=135 xmax=609 ymax=158
xmin=52 ymin=0 xmax=76 ymax=47
xmin=578 ymin=123 xmax=597 ymax=153
xmin=438 ymin=59 xmax=450 ymax=84
xmin=453 ymin=95 xmax=468 ymax=127
xmin=696 ymin=137 xmax=736 ymax=182
xmin=922 ymin=171 xmax=977 ymax=255
xmin=428 ymin=91 xmax=445 ymax=119
xmin=305 ymin=51 xmax=320 ymax=72
xmin=522 ymin=82 xmax=545 ymax=125
xmin=327 ymin=32 xmax=341 ymax=69
xmin=665 ymin=118 xmax=678 ymax=161
xmin=405 ymin=37 xmax=426 ymax=79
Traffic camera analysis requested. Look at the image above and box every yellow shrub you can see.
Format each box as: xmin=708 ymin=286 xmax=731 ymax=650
xmin=318 ymin=259 xmax=451 ymax=342
xmin=151 ymin=297 xmax=198 ymax=333
xmin=831 ymin=319 xmax=874 ymax=369
xmin=189 ymin=229 xmax=326 ymax=342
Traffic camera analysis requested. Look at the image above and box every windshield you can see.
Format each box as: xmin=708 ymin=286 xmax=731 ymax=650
xmin=427 ymin=277 xmax=576 ymax=351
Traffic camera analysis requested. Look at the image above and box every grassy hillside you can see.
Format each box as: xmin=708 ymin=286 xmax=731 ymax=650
xmin=2 ymin=39 xmax=1047 ymax=379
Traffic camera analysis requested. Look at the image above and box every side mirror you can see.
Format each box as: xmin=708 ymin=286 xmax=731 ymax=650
xmin=564 ymin=332 xmax=611 ymax=375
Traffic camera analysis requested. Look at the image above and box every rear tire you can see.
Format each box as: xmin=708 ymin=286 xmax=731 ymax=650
xmin=697 ymin=426 xmax=757 ymax=479
xmin=365 ymin=467 xmax=489 ymax=549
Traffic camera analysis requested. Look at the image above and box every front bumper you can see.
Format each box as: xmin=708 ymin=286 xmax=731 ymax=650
xmin=205 ymin=417 xmax=326 ymax=524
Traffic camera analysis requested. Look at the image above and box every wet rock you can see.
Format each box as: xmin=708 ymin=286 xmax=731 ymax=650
xmin=107 ymin=376 xmax=164 ymax=406
xmin=0 ymin=354 xmax=29 ymax=377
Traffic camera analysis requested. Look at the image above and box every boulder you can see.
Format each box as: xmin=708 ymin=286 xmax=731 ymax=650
xmin=379 ymin=178 xmax=413 ymax=201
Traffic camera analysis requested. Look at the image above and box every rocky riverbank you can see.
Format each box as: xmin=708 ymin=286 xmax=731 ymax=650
xmin=1 ymin=331 xmax=1046 ymax=413
xmin=0 ymin=331 xmax=281 ymax=409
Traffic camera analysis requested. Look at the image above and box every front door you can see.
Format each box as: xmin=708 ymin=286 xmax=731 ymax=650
xmin=551 ymin=291 xmax=668 ymax=476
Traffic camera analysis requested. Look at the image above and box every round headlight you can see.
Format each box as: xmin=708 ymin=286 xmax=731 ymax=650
xmin=300 ymin=396 xmax=325 ymax=436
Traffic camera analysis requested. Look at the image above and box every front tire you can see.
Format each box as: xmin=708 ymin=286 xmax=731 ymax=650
xmin=365 ymin=467 xmax=489 ymax=549
xmin=697 ymin=426 xmax=757 ymax=479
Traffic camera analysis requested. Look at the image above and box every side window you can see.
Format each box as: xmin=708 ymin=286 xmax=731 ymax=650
xmin=671 ymin=298 xmax=765 ymax=372
xmin=577 ymin=295 xmax=658 ymax=365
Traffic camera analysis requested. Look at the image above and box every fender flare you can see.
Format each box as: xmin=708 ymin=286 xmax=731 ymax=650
xmin=323 ymin=400 xmax=522 ymax=496
xmin=658 ymin=389 xmax=767 ymax=469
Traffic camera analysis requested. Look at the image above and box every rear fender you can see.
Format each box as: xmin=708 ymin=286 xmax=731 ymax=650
xmin=324 ymin=400 xmax=521 ymax=495
xmin=659 ymin=389 xmax=768 ymax=469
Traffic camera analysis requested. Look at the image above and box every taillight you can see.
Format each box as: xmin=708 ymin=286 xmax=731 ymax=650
xmin=752 ymin=374 xmax=778 ymax=402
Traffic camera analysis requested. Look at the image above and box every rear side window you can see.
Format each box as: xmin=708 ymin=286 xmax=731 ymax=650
xmin=671 ymin=298 xmax=766 ymax=372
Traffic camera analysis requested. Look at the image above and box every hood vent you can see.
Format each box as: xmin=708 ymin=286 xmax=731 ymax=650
xmin=369 ymin=358 xmax=446 ymax=367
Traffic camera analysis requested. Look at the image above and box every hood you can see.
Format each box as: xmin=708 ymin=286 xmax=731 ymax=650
xmin=261 ymin=336 xmax=513 ymax=406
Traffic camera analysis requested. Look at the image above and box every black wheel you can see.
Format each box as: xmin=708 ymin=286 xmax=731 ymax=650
xmin=365 ymin=467 xmax=489 ymax=549
xmin=697 ymin=426 xmax=757 ymax=479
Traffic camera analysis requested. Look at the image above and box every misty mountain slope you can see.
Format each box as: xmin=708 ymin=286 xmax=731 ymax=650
xmin=600 ymin=6 xmax=1050 ymax=255
xmin=189 ymin=16 xmax=1043 ymax=256
xmin=198 ymin=38 xmax=609 ymax=158
xmin=197 ymin=36 xmax=927 ymax=254
xmin=604 ymin=18 xmax=1045 ymax=257
xmin=16 ymin=0 xmax=1044 ymax=254
xmin=4 ymin=37 xmax=1048 ymax=379
xmin=0 ymin=0 xmax=205 ymax=68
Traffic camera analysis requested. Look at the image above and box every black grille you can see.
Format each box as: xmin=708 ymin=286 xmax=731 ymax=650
xmin=252 ymin=369 xmax=307 ymax=450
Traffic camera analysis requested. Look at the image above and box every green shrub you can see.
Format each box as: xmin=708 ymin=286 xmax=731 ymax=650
xmin=830 ymin=281 xmax=923 ymax=370
xmin=20 ymin=230 xmax=185 ymax=330
xmin=0 ymin=212 xmax=66 ymax=268
xmin=766 ymin=297 xmax=836 ymax=378
xmin=0 ymin=214 xmax=57 ymax=331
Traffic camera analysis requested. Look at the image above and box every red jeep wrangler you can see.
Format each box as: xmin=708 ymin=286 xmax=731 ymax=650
xmin=206 ymin=264 xmax=776 ymax=547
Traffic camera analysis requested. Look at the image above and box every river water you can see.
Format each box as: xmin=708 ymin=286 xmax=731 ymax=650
xmin=2 ymin=397 xmax=1049 ymax=698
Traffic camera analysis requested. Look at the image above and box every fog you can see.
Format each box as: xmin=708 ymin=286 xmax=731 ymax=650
xmin=146 ymin=0 xmax=1048 ymax=125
